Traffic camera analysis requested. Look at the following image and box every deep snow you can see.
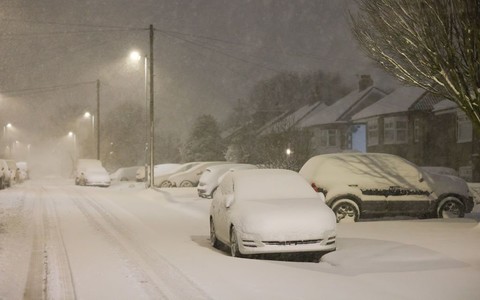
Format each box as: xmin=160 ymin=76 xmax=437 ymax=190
xmin=1 ymin=179 xmax=480 ymax=299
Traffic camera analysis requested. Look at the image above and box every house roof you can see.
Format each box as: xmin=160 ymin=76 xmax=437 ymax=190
xmin=352 ymin=86 xmax=426 ymax=120
xmin=433 ymin=99 xmax=458 ymax=114
xmin=257 ymin=101 xmax=326 ymax=135
xmin=297 ymin=86 xmax=385 ymax=127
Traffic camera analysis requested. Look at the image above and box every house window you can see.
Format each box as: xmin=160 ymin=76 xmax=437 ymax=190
xmin=319 ymin=129 xmax=338 ymax=147
xmin=413 ymin=118 xmax=421 ymax=143
xmin=367 ymin=119 xmax=378 ymax=146
xmin=457 ymin=111 xmax=472 ymax=143
xmin=384 ymin=116 xmax=408 ymax=144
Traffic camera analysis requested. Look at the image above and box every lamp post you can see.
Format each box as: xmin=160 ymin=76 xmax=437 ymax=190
xmin=130 ymin=50 xmax=150 ymax=188
xmin=68 ymin=131 xmax=77 ymax=170
xmin=83 ymin=112 xmax=95 ymax=158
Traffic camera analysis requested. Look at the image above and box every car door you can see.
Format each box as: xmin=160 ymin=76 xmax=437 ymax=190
xmin=212 ymin=173 xmax=234 ymax=243
xmin=385 ymin=159 xmax=433 ymax=215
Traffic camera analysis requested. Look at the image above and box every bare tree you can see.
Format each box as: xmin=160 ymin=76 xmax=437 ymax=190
xmin=351 ymin=0 xmax=480 ymax=128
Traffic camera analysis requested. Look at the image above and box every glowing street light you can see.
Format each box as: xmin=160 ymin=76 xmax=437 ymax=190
xmin=68 ymin=131 xmax=77 ymax=162
xmin=129 ymin=50 xmax=151 ymax=188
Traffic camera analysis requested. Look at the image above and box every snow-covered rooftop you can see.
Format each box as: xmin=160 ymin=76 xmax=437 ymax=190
xmin=298 ymin=86 xmax=385 ymax=127
xmin=352 ymin=86 xmax=426 ymax=120
xmin=433 ymin=99 xmax=458 ymax=113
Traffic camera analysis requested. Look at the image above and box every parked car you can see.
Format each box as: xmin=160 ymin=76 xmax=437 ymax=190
xmin=0 ymin=159 xmax=9 ymax=189
xmin=299 ymin=153 xmax=474 ymax=222
xmin=5 ymin=160 xmax=17 ymax=185
xmin=197 ymin=164 xmax=257 ymax=198
xmin=210 ymin=169 xmax=336 ymax=258
xmin=111 ymin=166 xmax=142 ymax=181
xmin=75 ymin=159 xmax=110 ymax=187
xmin=136 ymin=163 xmax=181 ymax=182
xmin=153 ymin=162 xmax=201 ymax=187
xmin=168 ymin=161 xmax=230 ymax=187
xmin=16 ymin=161 xmax=29 ymax=182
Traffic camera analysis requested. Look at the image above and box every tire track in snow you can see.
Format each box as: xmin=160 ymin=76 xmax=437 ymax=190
xmin=68 ymin=188 xmax=211 ymax=300
xmin=23 ymin=187 xmax=47 ymax=300
xmin=43 ymin=188 xmax=77 ymax=300
xmin=23 ymin=186 xmax=77 ymax=300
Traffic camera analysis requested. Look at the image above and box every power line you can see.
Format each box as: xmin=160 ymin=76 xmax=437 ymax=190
xmin=0 ymin=81 xmax=96 ymax=96
xmin=0 ymin=17 xmax=145 ymax=31
xmin=0 ymin=28 xmax=141 ymax=38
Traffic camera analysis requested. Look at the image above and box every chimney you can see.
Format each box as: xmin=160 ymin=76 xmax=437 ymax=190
xmin=358 ymin=74 xmax=373 ymax=91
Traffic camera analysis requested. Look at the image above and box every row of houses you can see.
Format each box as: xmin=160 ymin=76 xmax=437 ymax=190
xmin=250 ymin=75 xmax=479 ymax=182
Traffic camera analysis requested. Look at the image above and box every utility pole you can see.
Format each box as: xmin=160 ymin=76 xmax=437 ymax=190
xmin=96 ymin=79 xmax=101 ymax=160
xmin=149 ymin=24 xmax=155 ymax=188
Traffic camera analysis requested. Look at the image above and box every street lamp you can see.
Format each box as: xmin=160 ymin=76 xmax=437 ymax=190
xmin=83 ymin=111 xmax=95 ymax=157
xmin=130 ymin=50 xmax=151 ymax=188
xmin=68 ymin=131 xmax=77 ymax=163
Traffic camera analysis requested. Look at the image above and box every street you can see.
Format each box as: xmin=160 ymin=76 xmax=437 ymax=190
xmin=1 ymin=179 xmax=480 ymax=300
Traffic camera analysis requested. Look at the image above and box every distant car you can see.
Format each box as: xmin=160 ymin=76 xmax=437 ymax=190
xmin=0 ymin=159 xmax=9 ymax=189
xmin=153 ymin=162 xmax=201 ymax=187
xmin=197 ymin=164 xmax=257 ymax=198
xmin=136 ymin=163 xmax=181 ymax=182
xmin=209 ymin=169 xmax=336 ymax=258
xmin=299 ymin=153 xmax=474 ymax=222
xmin=16 ymin=161 xmax=29 ymax=182
xmin=110 ymin=166 xmax=142 ymax=181
xmin=77 ymin=167 xmax=111 ymax=187
xmin=75 ymin=159 xmax=110 ymax=187
xmin=168 ymin=161 xmax=230 ymax=187
xmin=5 ymin=160 xmax=17 ymax=185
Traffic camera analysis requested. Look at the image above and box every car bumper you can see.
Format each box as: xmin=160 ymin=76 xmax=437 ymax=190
xmin=236 ymin=229 xmax=336 ymax=255
xmin=85 ymin=181 xmax=111 ymax=187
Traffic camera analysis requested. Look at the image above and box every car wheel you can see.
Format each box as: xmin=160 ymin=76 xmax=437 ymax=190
xmin=180 ymin=180 xmax=194 ymax=187
xmin=437 ymin=196 xmax=465 ymax=219
xmin=230 ymin=226 xmax=244 ymax=258
xmin=210 ymin=218 xmax=220 ymax=249
xmin=160 ymin=181 xmax=171 ymax=188
xmin=331 ymin=198 xmax=360 ymax=223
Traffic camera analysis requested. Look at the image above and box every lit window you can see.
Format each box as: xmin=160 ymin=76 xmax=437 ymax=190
xmin=384 ymin=116 xmax=408 ymax=144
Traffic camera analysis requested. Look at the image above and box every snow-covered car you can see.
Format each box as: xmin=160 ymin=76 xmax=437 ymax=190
xmin=5 ymin=160 xmax=17 ymax=185
xmin=167 ymin=161 xmax=230 ymax=188
xmin=0 ymin=159 xmax=9 ymax=189
xmin=153 ymin=162 xmax=201 ymax=187
xmin=209 ymin=169 xmax=337 ymax=258
xmin=135 ymin=163 xmax=180 ymax=182
xmin=75 ymin=159 xmax=110 ymax=187
xmin=77 ymin=166 xmax=111 ymax=187
xmin=299 ymin=153 xmax=474 ymax=222
xmin=16 ymin=161 xmax=29 ymax=182
xmin=197 ymin=164 xmax=257 ymax=198
xmin=110 ymin=166 xmax=141 ymax=181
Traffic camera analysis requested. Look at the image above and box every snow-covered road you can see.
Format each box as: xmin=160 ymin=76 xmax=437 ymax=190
xmin=1 ymin=178 xmax=480 ymax=299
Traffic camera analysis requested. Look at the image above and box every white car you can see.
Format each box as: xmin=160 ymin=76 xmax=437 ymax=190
xmin=77 ymin=166 xmax=111 ymax=187
xmin=75 ymin=159 xmax=110 ymax=187
xmin=135 ymin=163 xmax=180 ymax=182
xmin=299 ymin=153 xmax=474 ymax=222
xmin=197 ymin=164 xmax=257 ymax=198
xmin=168 ymin=161 xmax=230 ymax=187
xmin=209 ymin=169 xmax=337 ymax=258
xmin=110 ymin=166 xmax=141 ymax=181
xmin=153 ymin=162 xmax=201 ymax=187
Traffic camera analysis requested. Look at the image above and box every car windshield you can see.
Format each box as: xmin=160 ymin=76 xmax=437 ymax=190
xmin=235 ymin=170 xmax=317 ymax=201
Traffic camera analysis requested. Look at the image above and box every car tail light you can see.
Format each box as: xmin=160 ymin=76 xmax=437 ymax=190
xmin=311 ymin=182 xmax=320 ymax=192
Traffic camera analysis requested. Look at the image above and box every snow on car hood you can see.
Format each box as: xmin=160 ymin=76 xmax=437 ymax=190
xmin=235 ymin=198 xmax=336 ymax=240
xmin=426 ymin=172 xmax=470 ymax=197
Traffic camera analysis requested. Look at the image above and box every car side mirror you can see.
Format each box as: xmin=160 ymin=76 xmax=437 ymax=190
xmin=225 ymin=194 xmax=235 ymax=208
